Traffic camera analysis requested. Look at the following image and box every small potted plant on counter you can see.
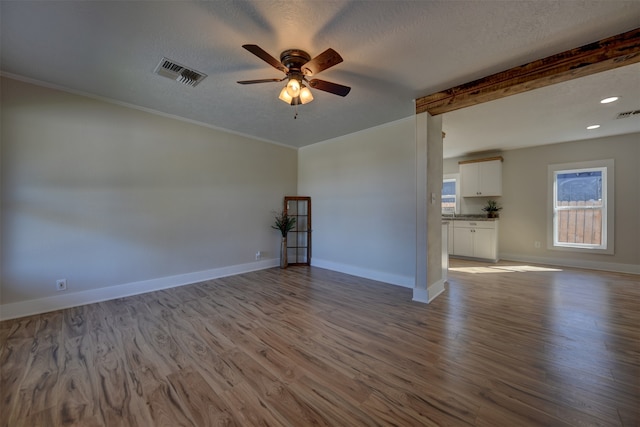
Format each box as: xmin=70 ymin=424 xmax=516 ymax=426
xmin=482 ymin=200 xmax=502 ymax=218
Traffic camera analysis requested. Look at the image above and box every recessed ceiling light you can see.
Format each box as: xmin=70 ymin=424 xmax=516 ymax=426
xmin=587 ymin=124 xmax=601 ymax=130
xmin=600 ymin=97 xmax=619 ymax=104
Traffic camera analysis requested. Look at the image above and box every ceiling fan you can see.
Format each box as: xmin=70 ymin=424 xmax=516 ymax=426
xmin=237 ymin=44 xmax=351 ymax=108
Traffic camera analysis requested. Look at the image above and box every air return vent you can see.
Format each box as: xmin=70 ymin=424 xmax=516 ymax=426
xmin=154 ymin=57 xmax=207 ymax=87
xmin=615 ymin=110 xmax=640 ymax=120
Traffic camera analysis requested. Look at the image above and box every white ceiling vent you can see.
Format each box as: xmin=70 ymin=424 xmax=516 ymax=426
xmin=615 ymin=110 xmax=640 ymax=120
xmin=154 ymin=57 xmax=207 ymax=87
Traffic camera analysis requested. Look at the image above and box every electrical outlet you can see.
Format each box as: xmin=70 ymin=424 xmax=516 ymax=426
xmin=255 ymin=251 xmax=261 ymax=260
xmin=534 ymin=241 xmax=541 ymax=249
xmin=56 ymin=279 xmax=67 ymax=291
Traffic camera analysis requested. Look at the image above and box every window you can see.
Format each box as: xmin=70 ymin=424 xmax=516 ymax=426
xmin=548 ymin=160 xmax=614 ymax=253
xmin=442 ymin=174 xmax=459 ymax=214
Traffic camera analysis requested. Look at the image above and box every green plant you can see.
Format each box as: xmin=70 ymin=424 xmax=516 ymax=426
xmin=271 ymin=210 xmax=296 ymax=237
xmin=482 ymin=199 xmax=503 ymax=213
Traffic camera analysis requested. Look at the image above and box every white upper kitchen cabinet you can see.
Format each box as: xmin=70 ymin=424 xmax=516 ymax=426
xmin=460 ymin=157 xmax=503 ymax=197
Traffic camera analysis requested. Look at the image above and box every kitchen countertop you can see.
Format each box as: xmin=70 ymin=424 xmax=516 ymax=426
xmin=442 ymin=215 xmax=499 ymax=222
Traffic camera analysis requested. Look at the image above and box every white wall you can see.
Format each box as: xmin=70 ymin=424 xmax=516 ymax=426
xmin=1 ymin=77 xmax=297 ymax=316
xmin=4 ymin=75 xmax=636 ymax=321
xmin=444 ymin=133 xmax=640 ymax=273
xmin=298 ymin=117 xmax=416 ymax=287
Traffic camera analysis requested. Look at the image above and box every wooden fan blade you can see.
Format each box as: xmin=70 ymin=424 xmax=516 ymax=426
xmin=308 ymin=79 xmax=351 ymax=97
xmin=242 ymin=44 xmax=288 ymax=73
xmin=237 ymin=78 xmax=284 ymax=84
xmin=302 ymin=48 xmax=343 ymax=76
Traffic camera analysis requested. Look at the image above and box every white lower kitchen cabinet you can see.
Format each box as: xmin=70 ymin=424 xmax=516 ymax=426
xmin=452 ymin=220 xmax=499 ymax=261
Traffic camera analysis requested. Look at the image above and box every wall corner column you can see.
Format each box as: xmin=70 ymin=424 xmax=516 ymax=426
xmin=414 ymin=111 xmax=445 ymax=303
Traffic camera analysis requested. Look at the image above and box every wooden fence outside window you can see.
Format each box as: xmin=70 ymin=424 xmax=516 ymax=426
xmin=556 ymin=200 xmax=602 ymax=245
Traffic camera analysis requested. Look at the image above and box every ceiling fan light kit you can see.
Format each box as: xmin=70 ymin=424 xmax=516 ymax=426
xmin=278 ymin=86 xmax=293 ymax=103
xmin=278 ymin=84 xmax=313 ymax=106
xmin=238 ymin=44 xmax=350 ymax=116
xmin=299 ymin=85 xmax=313 ymax=104
xmin=285 ymin=77 xmax=301 ymax=98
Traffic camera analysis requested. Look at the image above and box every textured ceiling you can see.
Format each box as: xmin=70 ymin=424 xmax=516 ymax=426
xmin=1 ymin=1 xmax=639 ymax=157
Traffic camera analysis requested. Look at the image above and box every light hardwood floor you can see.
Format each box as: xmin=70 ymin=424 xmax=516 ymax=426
xmin=1 ymin=259 xmax=638 ymax=426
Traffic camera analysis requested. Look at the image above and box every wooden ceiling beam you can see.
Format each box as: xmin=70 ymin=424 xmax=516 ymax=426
xmin=416 ymin=28 xmax=640 ymax=115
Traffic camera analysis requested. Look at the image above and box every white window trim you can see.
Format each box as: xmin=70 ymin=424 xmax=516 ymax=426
xmin=547 ymin=159 xmax=614 ymax=255
xmin=553 ymin=166 xmax=607 ymax=249
xmin=443 ymin=173 xmax=460 ymax=214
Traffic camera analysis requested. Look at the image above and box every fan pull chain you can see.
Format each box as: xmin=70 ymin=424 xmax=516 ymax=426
xmin=294 ymin=102 xmax=299 ymax=119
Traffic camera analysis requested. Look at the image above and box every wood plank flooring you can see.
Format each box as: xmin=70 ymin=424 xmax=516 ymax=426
xmin=1 ymin=259 xmax=638 ymax=426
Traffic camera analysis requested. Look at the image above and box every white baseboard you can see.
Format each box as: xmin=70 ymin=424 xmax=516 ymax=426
xmin=311 ymin=258 xmax=415 ymax=288
xmin=499 ymin=253 xmax=640 ymax=275
xmin=428 ymin=279 xmax=447 ymax=302
xmin=413 ymin=279 xmax=447 ymax=304
xmin=0 ymin=258 xmax=279 ymax=321
xmin=412 ymin=288 xmax=429 ymax=303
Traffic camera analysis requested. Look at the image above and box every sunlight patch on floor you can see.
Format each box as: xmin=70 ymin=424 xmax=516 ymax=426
xmin=450 ymin=265 xmax=564 ymax=274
